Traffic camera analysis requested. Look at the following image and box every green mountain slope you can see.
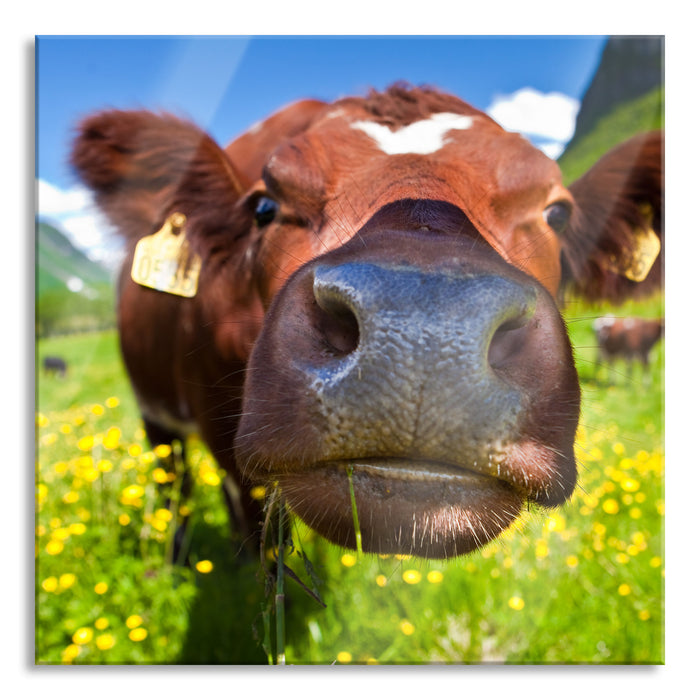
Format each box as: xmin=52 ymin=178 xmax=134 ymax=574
xmin=36 ymin=219 xmax=116 ymax=337
xmin=36 ymin=220 xmax=112 ymax=296
xmin=558 ymin=86 xmax=664 ymax=184
xmin=557 ymin=36 xmax=663 ymax=184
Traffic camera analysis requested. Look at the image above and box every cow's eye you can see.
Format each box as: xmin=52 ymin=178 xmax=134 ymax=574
xmin=543 ymin=202 xmax=572 ymax=235
xmin=254 ymin=197 xmax=279 ymax=227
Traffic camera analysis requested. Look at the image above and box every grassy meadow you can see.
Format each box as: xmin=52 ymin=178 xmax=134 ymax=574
xmin=34 ymin=292 xmax=664 ymax=665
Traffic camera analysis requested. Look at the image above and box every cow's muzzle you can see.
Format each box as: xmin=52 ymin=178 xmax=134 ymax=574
xmin=236 ymin=234 xmax=580 ymax=557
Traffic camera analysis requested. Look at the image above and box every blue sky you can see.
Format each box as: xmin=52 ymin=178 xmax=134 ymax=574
xmin=36 ymin=35 xmax=607 ymax=262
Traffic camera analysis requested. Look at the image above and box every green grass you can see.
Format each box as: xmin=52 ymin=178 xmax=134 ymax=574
xmin=35 ymin=302 xmax=664 ymax=664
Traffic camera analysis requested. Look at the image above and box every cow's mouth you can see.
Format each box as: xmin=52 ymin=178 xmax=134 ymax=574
xmin=275 ymin=457 xmax=524 ymax=558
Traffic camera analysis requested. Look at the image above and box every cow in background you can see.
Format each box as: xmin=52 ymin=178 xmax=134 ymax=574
xmin=43 ymin=356 xmax=68 ymax=378
xmin=593 ymin=316 xmax=664 ymax=384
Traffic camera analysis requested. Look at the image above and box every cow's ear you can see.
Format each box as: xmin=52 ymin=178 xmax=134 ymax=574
xmin=71 ymin=110 xmax=249 ymax=248
xmin=559 ymin=131 xmax=663 ymax=302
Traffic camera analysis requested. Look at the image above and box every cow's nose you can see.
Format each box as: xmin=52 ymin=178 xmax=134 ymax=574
xmin=306 ymin=262 xmax=539 ymax=464
xmin=312 ymin=261 xmax=536 ymax=376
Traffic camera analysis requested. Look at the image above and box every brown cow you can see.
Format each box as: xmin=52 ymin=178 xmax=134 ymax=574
xmin=593 ymin=316 xmax=664 ymax=383
xmin=71 ymin=84 xmax=663 ymax=558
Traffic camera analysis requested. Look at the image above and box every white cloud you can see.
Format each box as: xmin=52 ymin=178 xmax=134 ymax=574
xmin=533 ymin=141 xmax=567 ymax=160
xmin=486 ymin=87 xmax=579 ymax=156
xmin=37 ymin=179 xmax=124 ymax=269
xmin=37 ymin=180 xmax=91 ymax=216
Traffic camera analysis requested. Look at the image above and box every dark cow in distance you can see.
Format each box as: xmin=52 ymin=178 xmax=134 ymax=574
xmin=593 ymin=316 xmax=664 ymax=382
xmin=43 ymin=356 xmax=68 ymax=378
xmin=71 ymin=84 xmax=663 ymax=558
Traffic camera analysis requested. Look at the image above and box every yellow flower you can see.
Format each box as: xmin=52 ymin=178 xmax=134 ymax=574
xmin=59 ymin=423 xmax=72 ymax=435
xmin=618 ymin=583 xmax=631 ymax=596
xmin=46 ymin=540 xmax=64 ymax=556
xmin=250 ymin=485 xmax=267 ymax=501
xmin=535 ymin=541 xmax=549 ymax=559
xmin=125 ymin=614 xmax=143 ymax=629
xmin=103 ymin=427 xmax=122 ymax=450
xmin=650 ymin=556 xmax=662 ymax=568
xmin=152 ymin=467 xmax=170 ymax=484
xmin=81 ymin=467 xmax=100 ymax=483
xmin=200 ymin=468 xmax=221 ymax=486
xmin=36 ymin=483 xmax=48 ymax=504
xmin=602 ymin=499 xmax=619 ymax=515
xmin=37 ymin=413 xmax=49 ymax=427
xmin=62 ymin=490 xmax=79 ymax=504
xmin=41 ymin=433 xmax=58 ymax=446
xmin=545 ymin=513 xmax=566 ymax=532
xmin=565 ymin=555 xmax=579 ymax=568
xmin=508 ymin=596 xmax=525 ymax=611
xmin=77 ymin=435 xmax=94 ymax=452
xmin=129 ymin=627 xmax=148 ymax=642
xmin=68 ymin=523 xmax=86 ymax=535
xmin=150 ymin=516 xmax=168 ymax=532
xmin=195 ymin=560 xmax=214 ymax=574
xmin=638 ymin=610 xmax=651 ymax=621
xmin=336 ymin=651 xmax=352 ymax=663
xmin=154 ymin=444 xmax=172 ymax=459
xmin=96 ymin=633 xmax=116 ymax=650
xmin=399 ymin=619 xmax=415 ymax=635
xmin=53 ymin=461 xmax=69 ymax=475
xmin=375 ymin=574 xmax=387 ymax=587
xmin=340 ymin=553 xmax=356 ymax=567
xmin=612 ymin=442 xmax=625 ymax=456
xmin=402 ymin=569 xmax=421 ymax=584
xmin=127 ymin=444 xmax=142 ymax=458
xmin=97 ymin=459 xmax=113 ymax=473
xmin=72 ymin=627 xmax=93 ymax=645
xmin=42 ymin=576 xmax=58 ymax=593
xmin=90 ymin=404 xmax=105 ymax=416
xmin=587 ymin=446 xmax=603 ymax=461
xmin=621 ymin=478 xmax=640 ymax=492
xmin=94 ymin=581 xmax=108 ymax=595
xmin=95 ymin=617 xmax=109 ymax=630
xmin=62 ymin=644 xmax=80 ymax=663
xmin=120 ymin=484 xmax=144 ymax=506
xmin=105 ymin=396 xmax=120 ymax=408
xmin=155 ymin=508 xmax=173 ymax=522
xmin=59 ymin=573 xmax=76 ymax=589
xmin=118 ymin=513 xmax=131 ymax=526
xmin=427 ymin=570 xmax=444 ymax=583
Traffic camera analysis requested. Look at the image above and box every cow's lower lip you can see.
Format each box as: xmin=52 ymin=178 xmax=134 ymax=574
xmin=341 ymin=457 xmax=493 ymax=483
xmin=276 ymin=457 xmax=523 ymax=558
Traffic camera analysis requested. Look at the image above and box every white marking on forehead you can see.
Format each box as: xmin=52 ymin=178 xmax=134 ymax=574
xmin=351 ymin=112 xmax=474 ymax=155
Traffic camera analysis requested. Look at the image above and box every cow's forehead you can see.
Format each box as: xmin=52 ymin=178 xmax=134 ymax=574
xmin=265 ymin=100 xmax=564 ymax=215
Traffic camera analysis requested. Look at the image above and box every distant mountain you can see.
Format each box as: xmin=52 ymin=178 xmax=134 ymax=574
xmin=36 ymin=219 xmax=113 ymax=296
xmin=36 ymin=219 xmax=116 ymax=337
xmin=558 ymin=36 xmax=664 ymax=183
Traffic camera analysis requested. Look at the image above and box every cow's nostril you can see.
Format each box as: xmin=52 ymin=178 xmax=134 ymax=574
xmin=314 ymin=292 xmax=360 ymax=356
xmin=487 ymin=311 xmax=533 ymax=372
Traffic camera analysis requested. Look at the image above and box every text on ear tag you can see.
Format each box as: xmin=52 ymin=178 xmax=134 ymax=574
xmin=604 ymin=204 xmax=660 ymax=283
xmin=131 ymin=213 xmax=202 ymax=297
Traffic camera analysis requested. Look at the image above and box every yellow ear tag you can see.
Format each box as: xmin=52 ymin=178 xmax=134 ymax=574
xmin=605 ymin=204 xmax=660 ymax=283
xmin=131 ymin=213 xmax=202 ymax=297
